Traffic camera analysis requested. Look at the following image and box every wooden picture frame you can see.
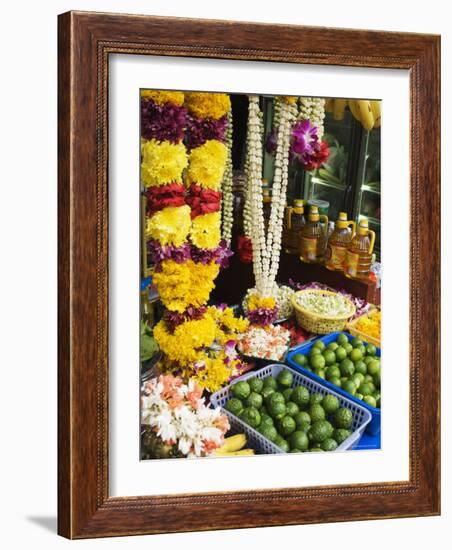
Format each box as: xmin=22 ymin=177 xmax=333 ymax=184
xmin=58 ymin=11 xmax=440 ymax=538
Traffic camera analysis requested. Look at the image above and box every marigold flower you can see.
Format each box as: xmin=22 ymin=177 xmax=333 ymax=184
xmin=141 ymin=139 xmax=188 ymax=187
xmin=146 ymin=205 xmax=191 ymax=247
xmin=186 ymin=140 xmax=227 ymax=190
xmin=184 ymin=92 xmax=231 ymax=120
xmin=140 ymin=90 xmax=185 ymax=106
xmin=189 ymin=212 xmax=221 ymax=250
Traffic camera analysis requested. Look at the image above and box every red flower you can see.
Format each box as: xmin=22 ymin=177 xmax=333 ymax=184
xmin=186 ymin=183 xmax=221 ymax=219
xmin=237 ymin=235 xmax=253 ymax=263
xmin=146 ymin=183 xmax=186 ymax=215
xmin=303 ymin=140 xmax=330 ymax=171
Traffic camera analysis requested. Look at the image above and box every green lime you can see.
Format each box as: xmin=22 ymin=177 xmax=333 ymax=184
xmin=321 ymin=394 xmax=340 ymax=414
xmin=342 ymin=380 xmax=357 ymax=395
xmin=333 ymin=428 xmax=351 ymax=444
xmin=364 ymin=374 xmax=374 ymax=384
xmin=289 ymin=430 xmax=309 ymax=451
xmin=260 ymin=424 xmax=278 ymax=442
xmin=321 ymin=437 xmax=338 ymax=452
xmin=268 ymin=400 xmax=286 ymax=420
xmin=364 ymin=356 xmax=374 ymax=365
xmin=340 ymin=358 xmax=355 ymax=377
xmin=224 ymin=398 xmax=244 ymax=416
xmin=352 ymin=337 xmax=363 ymax=348
xmin=357 ymin=344 xmax=366 ymax=356
xmin=277 ymin=369 xmax=294 ymax=388
xmin=248 ymin=377 xmax=264 ymax=394
xmin=340 ymin=376 xmax=348 ymax=385
xmin=363 ymin=395 xmax=377 ymax=408
xmin=330 ymin=376 xmax=342 ymax=387
xmin=310 ymin=347 xmax=322 ymax=358
xmin=291 ymin=386 xmax=310 ymax=409
xmin=261 ymin=387 xmax=275 ymax=400
xmin=354 ymin=360 xmax=367 ymax=375
xmin=359 ymin=383 xmax=373 ymax=397
xmin=352 ymin=373 xmax=364 ymax=389
xmin=266 ymin=391 xmax=285 ymax=407
xmin=367 ymin=360 xmax=381 ymax=376
xmin=333 ymin=407 xmax=353 ymax=429
xmin=316 ymin=369 xmax=326 ymax=379
xmin=290 ymin=448 xmax=301 ymax=453
xmin=310 ymin=447 xmax=324 ymax=452
xmin=335 ymin=346 xmax=347 ymax=361
xmin=336 ymin=334 xmax=349 ymax=346
xmin=294 ymin=411 xmax=311 ymax=428
xmin=309 ymin=403 xmax=326 ymax=422
xmin=282 ymin=388 xmax=293 ymax=402
xmin=291 ymin=353 xmax=307 ymax=367
xmin=344 ymin=342 xmax=353 ymax=355
xmin=241 ymin=406 xmax=261 ymax=428
xmin=274 ymin=436 xmax=290 ymax=452
xmin=279 ymin=415 xmax=297 ymax=436
xmin=323 ymin=349 xmax=336 ymax=365
xmin=327 ymin=342 xmax=339 ymax=351
xmin=311 ymin=354 xmax=326 ymax=370
xmin=349 ymin=348 xmax=363 ymax=362
xmin=366 ymin=344 xmax=377 ymax=356
xmin=355 ymin=393 xmax=363 ymax=400
xmin=263 ymin=376 xmax=278 ymax=389
xmin=246 ymin=392 xmax=263 ymax=409
xmin=231 ymin=381 xmax=250 ymax=400
xmin=326 ymin=365 xmax=341 ymax=380
xmin=285 ymin=401 xmax=300 ymax=417
xmin=313 ymin=340 xmax=326 ymax=351
xmin=260 ymin=415 xmax=274 ymax=429
xmin=308 ymin=420 xmax=334 ymax=443
xmin=310 ymin=392 xmax=324 ymax=405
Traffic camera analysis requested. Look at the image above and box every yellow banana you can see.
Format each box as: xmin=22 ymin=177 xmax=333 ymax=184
xmin=217 ymin=433 xmax=247 ymax=453
xmin=333 ymin=98 xmax=347 ymax=121
xmin=214 ymin=448 xmax=255 ymax=457
xmin=370 ymin=100 xmax=381 ymax=128
xmin=348 ymin=99 xmax=362 ymax=124
xmin=325 ymin=98 xmax=334 ymax=112
xmin=356 ymin=100 xmax=374 ymax=130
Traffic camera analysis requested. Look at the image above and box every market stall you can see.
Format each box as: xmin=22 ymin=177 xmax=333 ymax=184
xmin=139 ymin=90 xmax=381 ymax=459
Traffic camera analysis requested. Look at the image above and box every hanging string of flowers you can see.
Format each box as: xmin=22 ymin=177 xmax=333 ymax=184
xmin=221 ymin=109 xmax=234 ymax=246
xmin=143 ymin=91 xmax=247 ymax=392
xmin=245 ymin=95 xmax=296 ymax=325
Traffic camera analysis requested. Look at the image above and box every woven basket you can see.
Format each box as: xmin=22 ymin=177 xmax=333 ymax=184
xmin=346 ymin=307 xmax=381 ymax=347
xmin=292 ymin=289 xmax=356 ymax=334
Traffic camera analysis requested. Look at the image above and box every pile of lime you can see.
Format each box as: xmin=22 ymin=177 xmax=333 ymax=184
xmin=291 ymin=334 xmax=381 ymax=408
xmin=224 ymin=370 xmax=355 ymax=452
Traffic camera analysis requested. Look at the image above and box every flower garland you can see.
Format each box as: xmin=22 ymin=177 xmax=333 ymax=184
xmin=141 ymin=374 xmax=230 ymax=458
xmin=246 ymin=95 xmax=295 ymax=321
xmin=221 ymin=109 xmax=234 ymax=246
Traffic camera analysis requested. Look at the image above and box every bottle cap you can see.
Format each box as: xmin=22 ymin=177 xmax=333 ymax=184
xmin=309 ymin=205 xmax=320 ymax=221
xmin=336 ymin=212 xmax=349 ymax=228
xmin=358 ymin=217 xmax=369 ymax=234
xmin=293 ymin=199 xmax=305 ymax=213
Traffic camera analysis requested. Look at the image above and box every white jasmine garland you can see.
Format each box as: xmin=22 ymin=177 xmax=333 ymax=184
xmin=298 ymin=97 xmax=326 ymax=139
xmin=221 ymin=109 xmax=234 ymax=245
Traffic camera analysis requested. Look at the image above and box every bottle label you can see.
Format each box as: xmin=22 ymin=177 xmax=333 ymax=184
xmin=301 ymin=237 xmax=319 ymax=261
xmin=346 ymin=251 xmax=360 ymax=277
xmin=326 ymin=244 xmax=348 ymax=269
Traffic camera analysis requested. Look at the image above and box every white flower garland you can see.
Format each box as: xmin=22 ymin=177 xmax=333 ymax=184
xmin=247 ymin=96 xmax=295 ymax=297
xmin=298 ymin=97 xmax=326 ymax=138
xmin=221 ymin=110 xmax=234 ymax=246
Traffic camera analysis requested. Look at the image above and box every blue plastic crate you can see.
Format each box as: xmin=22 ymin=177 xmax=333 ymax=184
xmin=286 ymin=332 xmax=381 ymax=435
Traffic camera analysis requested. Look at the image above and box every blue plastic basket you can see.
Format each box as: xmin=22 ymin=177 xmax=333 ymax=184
xmin=286 ymin=332 xmax=381 ymax=435
xmin=210 ymin=364 xmax=371 ymax=454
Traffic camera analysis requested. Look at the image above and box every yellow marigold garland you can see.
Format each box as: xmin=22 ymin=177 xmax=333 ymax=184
xmin=140 ymin=90 xmax=185 ymax=106
xmin=247 ymin=294 xmax=277 ymax=311
xmin=184 ymin=92 xmax=231 ymax=120
xmin=186 ymin=140 xmax=227 ymax=190
xmin=141 ymin=139 xmax=188 ymax=187
xmin=189 ymin=212 xmax=221 ymax=250
xmin=146 ymin=205 xmax=191 ymax=247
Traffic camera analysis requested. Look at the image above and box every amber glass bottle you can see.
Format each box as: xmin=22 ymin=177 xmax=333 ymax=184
xmin=344 ymin=218 xmax=376 ymax=279
xmin=325 ymin=212 xmax=356 ymax=271
xmin=284 ymin=199 xmax=306 ymax=254
xmin=299 ymin=206 xmax=329 ymax=263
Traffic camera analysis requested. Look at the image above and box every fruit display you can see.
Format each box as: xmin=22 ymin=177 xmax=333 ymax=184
xmin=223 ymin=370 xmax=356 ymax=452
xmin=290 ymin=333 xmax=381 ymax=409
xmin=214 ymin=434 xmax=255 ymax=457
xmin=326 ymin=98 xmax=381 ymax=130
xmin=237 ymin=325 xmax=290 ymax=361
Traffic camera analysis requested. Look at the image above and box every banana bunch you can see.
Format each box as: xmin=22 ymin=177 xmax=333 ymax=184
xmin=214 ymin=434 xmax=255 ymax=457
xmin=325 ymin=98 xmax=381 ymax=130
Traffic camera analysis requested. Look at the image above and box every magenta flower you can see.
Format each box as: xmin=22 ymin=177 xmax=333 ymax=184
xmin=185 ymin=114 xmax=228 ymax=150
xmin=290 ymin=119 xmax=318 ymax=162
xmin=141 ymin=99 xmax=187 ymax=143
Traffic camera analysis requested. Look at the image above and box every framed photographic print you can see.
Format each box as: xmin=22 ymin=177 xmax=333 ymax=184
xmin=58 ymin=11 xmax=440 ymax=538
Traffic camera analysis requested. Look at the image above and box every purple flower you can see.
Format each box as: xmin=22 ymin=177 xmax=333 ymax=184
xmin=185 ymin=114 xmax=228 ymax=150
xmin=141 ymin=99 xmax=187 ymax=143
xmin=247 ymin=306 xmax=279 ymax=326
xmin=190 ymin=240 xmax=233 ymax=268
xmin=290 ymin=119 xmax=318 ymax=164
xmin=147 ymin=240 xmax=191 ymax=270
